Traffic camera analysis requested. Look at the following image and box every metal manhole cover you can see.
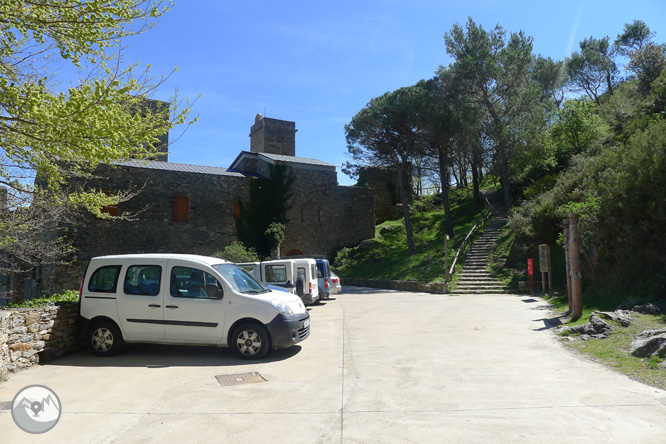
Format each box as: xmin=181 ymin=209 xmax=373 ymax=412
xmin=0 ymin=401 xmax=11 ymax=411
xmin=215 ymin=372 xmax=267 ymax=387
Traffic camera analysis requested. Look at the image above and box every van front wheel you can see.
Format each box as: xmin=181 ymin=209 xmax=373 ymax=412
xmin=90 ymin=321 xmax=124 ymax=356
xmin=231 ymin=323 xmax=270 ymax=360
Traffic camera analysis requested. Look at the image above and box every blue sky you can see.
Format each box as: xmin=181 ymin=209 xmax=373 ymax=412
xmin=115 ymin=0 xmax=666 ymax=185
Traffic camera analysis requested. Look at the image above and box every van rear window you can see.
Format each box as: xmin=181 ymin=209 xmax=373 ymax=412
xmin=265 ymin=265 xmax=287 ymax=283
xmin=88 ymin=265 xmax=122 ymax=293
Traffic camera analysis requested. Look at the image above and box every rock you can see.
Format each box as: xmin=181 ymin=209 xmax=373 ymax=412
xmin=24 ymin=314 xmax=39 ymax=325
xmin=9 ymin=343 xmax=31 ymax=353
xmin=630 ymin=332 xmax=666 ymax=358
xmin=593 ymin=310 xmax=631 ymax=327
xmin=379 ymin=225 xmax=392 ymax=235
xmin=635 ymin=328 xmax=666 ymax=340
xmin=630 ymin=303 xmax=663 ymax=315
xmin=560 ymin=314 xmax=613 ymax=340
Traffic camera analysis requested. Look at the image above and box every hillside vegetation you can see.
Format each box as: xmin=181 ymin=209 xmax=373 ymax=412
xmin=341 ymin=19 xmax=666 ymax=307
xmin=335 ymin=188 xmax=489 ymax=282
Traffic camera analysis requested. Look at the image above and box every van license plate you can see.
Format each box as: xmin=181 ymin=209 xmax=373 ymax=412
xmin=303 ymin=318 xmax=310 ymax=329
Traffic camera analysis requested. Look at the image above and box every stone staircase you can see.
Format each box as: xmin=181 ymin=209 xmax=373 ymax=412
xmin=450 ymin=217 xmax=510 ymax=294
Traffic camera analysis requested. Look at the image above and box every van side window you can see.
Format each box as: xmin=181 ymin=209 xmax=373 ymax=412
xmin=88 ymin=266 xmax=122 ymax=293
xmin=124 ymin=265 xmax=162 ymax=296
xmin=265 ymin=265 xmax=287 ymax=283
xmin=170 ymin=266 xmax=223 ymax=299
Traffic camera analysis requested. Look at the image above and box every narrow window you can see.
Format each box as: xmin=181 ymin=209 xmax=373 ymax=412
xmin=233 ymin=201 xmax=241 ymax=219
xmin=173 ymin=196 xmax=190 ymax=222
xmin=101 ymin=192 xmax=117 ymax=217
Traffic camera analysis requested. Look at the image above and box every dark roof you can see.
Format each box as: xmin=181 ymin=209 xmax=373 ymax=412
xmin=228 ymin=151 xmax=336 ymax=172
xmin=112 ymin=159 xmax=250 ymax=177
xmin=258 ymin=152 xmax=335 ymax=168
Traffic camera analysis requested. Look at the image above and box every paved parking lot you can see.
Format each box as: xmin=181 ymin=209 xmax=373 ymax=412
xmin=1 ymin=287 xmax=666 ymax=443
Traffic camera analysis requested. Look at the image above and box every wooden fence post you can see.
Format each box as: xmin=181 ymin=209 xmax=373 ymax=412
xmin=569 ymin=213 xmax=583 ymax=318
xmin=563 ymin=218 xmax=572 ymax=314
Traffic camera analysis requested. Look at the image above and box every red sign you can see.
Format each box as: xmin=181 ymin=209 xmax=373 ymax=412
xmin=527 ymin=258 xmax=534 ymax=276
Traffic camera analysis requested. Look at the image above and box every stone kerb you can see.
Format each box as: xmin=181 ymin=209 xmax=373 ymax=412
xmin=0 ymin=305 xmax=82 ymax=375
xmin=341 ymin=277 xmax=447 ymax=294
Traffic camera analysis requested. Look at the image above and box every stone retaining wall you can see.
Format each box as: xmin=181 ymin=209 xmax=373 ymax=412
xmin=0 ymin=305 xmax=82 ymax=375
xmin=341 ymin=277 xmax=447 ymax=294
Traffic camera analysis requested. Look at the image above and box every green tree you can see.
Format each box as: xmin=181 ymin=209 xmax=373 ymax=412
xmin=566 ymin=36 xmax=618 ymax=104
xmin=444 ymin=18 xmax=544 ymax=210
xmin=345 ymin=86 xmax=428 ymax=255
xmin=0 ymin=1 xmax=195 ymax=271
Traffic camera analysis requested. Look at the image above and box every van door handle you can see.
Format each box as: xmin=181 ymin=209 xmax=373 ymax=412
xmin=165 ymin=305 xmax=178 ymax=309
xmin=148 ymin=304 xmax=161 ymax=308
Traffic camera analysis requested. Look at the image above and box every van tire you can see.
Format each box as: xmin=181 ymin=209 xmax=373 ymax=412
xmin=89 ymin=321 xmax=124 ymax=357
xmin=231 ymin=323 xmax=270 ymax=360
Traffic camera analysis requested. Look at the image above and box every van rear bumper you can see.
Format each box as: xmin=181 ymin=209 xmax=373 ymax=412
xmin=266 ymin=312 xmax=310 ymax=349
xmin=300 ymin=293 xmax=318 ymax=305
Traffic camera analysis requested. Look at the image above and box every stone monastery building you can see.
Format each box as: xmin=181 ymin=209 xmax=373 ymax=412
xmin=41 ymin=115 xmax=375 ymax=295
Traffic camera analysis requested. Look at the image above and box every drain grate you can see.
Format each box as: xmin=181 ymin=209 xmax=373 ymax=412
xmin=216 ymin=372 xmax=267 ymax=387
xmin=0 ymin=401 xmax=11 ymax=411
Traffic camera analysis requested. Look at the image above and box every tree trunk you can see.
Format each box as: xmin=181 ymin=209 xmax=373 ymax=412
xmin=500 ymin=147 xmax=511 ymax=210
xmin=471 ymin=146 xmax=481 ymax=205
xmin=397 ymin=163 xmax=416 ymax=255
xmin=437 ymin=146 xmax=454 ymax=238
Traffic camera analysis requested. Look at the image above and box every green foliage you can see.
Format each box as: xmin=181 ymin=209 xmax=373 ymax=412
xmin=212 ymin=241 xmax=260 ymax=264
xmin=237 ymin=164 xmax=294 ymax=257
xmin=334 ymin=188 xmax=487 ymax=282
xmin=0 ymin=0 xmax=195 ymax=275
xmin=4 ymin=290 xmax=79 ymax=309
xmin=265 ymin=222 xmax=285 ymax=250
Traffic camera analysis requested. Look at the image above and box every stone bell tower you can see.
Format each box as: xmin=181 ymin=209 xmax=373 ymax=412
xmin=249 ymin=114 xmax=297 ymax=156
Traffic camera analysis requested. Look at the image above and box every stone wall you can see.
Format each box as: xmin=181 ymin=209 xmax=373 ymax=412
xmin=341 ymin=277 xmax=447 ymax=294
xmin=40 ymin=165 xmax=252 ymax=294
xmin=37 ymin=159 xmax=375 ymax=295
xmin=0 ymin=305 xmax=81 ymax=375
xmin=250 ymin=115 xmax=296 ymax=156
xmin=359 ymin=166 xmax=401 ymax=223
xmin=283 ymin=168 xmax=375 ymax=258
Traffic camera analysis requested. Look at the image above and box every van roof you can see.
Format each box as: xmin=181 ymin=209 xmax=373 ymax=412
xmin=90 ymin=254 xmax=230 ymax=266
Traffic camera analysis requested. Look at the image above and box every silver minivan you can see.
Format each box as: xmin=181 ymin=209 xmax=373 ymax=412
xmin=79 ymin=254 xmax=310 ymax=360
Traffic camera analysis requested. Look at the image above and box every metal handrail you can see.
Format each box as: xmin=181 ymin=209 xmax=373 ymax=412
xmin=448 ymin=209 xmax=493 ymax=278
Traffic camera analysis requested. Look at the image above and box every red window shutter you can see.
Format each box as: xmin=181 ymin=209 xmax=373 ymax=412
xmin=233 ymin=201 xmax=241 ymax=219
xmin=173 ymin=196 xmax=190 ymax=222
xmin=101 ymin=192 xmax=117 ymax=217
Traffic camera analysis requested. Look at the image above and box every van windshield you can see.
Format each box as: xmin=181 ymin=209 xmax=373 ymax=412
xmin=212 ymin=264 xmax=268 ymax=294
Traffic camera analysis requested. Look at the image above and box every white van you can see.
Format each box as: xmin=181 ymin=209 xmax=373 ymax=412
xmin=79 ymin=254 xmax=310 ymax=360
xmin=237 ymin=260 xmax=297 ymax=294
xmin=287 ymin=258 xmax=319 ymax=305
xmin=237 ymin=259 xmax=319 ymax=305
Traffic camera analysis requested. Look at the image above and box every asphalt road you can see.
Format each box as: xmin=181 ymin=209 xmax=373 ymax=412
xmin=1 ymin=287 xmax=665 ymax=443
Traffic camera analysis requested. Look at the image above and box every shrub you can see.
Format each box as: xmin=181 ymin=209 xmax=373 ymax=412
xmin=212 ymin=241 xmax=260 ymax=263
xmin=4 ymin=290 xmax=79 ymax=309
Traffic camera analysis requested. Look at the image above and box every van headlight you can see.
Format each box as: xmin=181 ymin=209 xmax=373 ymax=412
xmin=271 ymin=299 xmax=294 ymax=315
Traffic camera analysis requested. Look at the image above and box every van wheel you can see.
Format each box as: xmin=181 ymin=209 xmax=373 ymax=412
xmin=89 ymin=321 xmax=124 ymax=356
xmin=231 ymin=323 xmax=270 ymax=360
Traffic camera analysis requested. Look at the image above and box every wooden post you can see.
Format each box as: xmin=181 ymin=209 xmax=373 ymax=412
xmin=563 ymin=218 xmax=572 ymax=314
xmin=569 ymin=213 xmax=583 ymax=318
xmin=547 ymin=246 xmax=553 ymax=296
xmin=445 ymin=235 xmax=450 ymax=284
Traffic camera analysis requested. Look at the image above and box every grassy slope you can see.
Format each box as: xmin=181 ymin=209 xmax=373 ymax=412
xmin=335 ymin=188 xmax=488 ymax=282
